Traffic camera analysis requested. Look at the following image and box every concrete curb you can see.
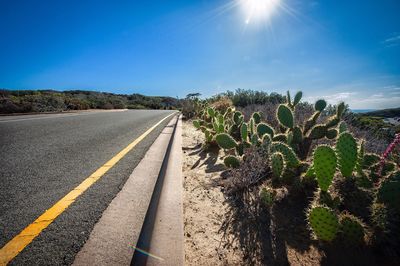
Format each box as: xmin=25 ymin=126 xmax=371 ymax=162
xmin=73 ymin=114 xmax=179 ymax=266
xmin=131 ymin=115 xmax=184 ymax=266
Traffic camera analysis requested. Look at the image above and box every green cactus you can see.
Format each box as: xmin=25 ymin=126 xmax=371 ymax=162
xmin=249 ymin=118 xmax=255 ymax=135
xmin=339 ymin=212 xmax=365 ymax=244
xmin=272 ymin=133 xmax=287 ymax=143
xmin=260 ymin=186 xmax=276 ymax=207
xmin=339 ymin=121 xmax=347 ymax=133
xmin=313 ymin=145 xmax=337 ymax=192
xmin=314 ymin=99 xmax=327 ymax=112
xmin=270 ymin=142 xmax=300 ymax=168
xmin=250 ymin=134 xmax=260 ymax=146
xmin=241 ymin=123 xmax=248 ymax=142
xmin=233 ymin=111 xmax=243 ymax=125
xmin=292 ymin=126 xmax=303 ymax=143
xmin=256 ymin=123 xmax=274 ymax=138
xmin=308 ymin=206 xmax=339 ymax=241
xmin=377 ymin=171 xmax=400 ymax=212
xmin=355 ymin=140 xmax=365 ymax=176
xmin=286 ymin=91 xmax=292 ymax=106
xmin=271 ymin=152 xmax=285 ymax=179
xmin=252 ymin=112 xmax=262 ymax=124
xmin=193 ymin=120 xmax=201 ymax=129
xmin=336 ymin=102 xmax=346 ymax=118
xmin=293 ymin=91 xmax=302 ymax=106
xmin=224 ymin=155 xmax=240 ymax=168
xmin=277 ymin=104 xmax=294 ymax=129
xmin=363 ymin=153 xmax=380 ymax=169
xmin=308 ymin=124 xmax=327 ymax=139
xmin=336 ymin=132 xmax=358 ymax=177
xmin=216 ymin=133 xmax=237 ymax=150
xmin=207 ymin=107 xmax=215 ymax=118
xmin=326 ymin=129 xmax=338 ymax=139
xmin=325 ymin=116 xmax=340 ymax=128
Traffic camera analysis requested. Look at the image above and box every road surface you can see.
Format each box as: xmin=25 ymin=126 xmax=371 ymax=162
xmin=0 ymin=109 xmax=175 ymax=265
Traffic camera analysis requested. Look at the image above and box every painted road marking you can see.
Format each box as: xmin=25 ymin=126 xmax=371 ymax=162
xmin=0 ymin=112 xmax=176 ymax=265
xmin=0 ymin=110 xmax=128 ymax=123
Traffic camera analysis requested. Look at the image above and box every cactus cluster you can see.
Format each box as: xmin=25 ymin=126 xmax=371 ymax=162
xmin=191 ymin=92 xmax=400 ymax=248
xmin=306 ymin=132 xmax=399 ymax=244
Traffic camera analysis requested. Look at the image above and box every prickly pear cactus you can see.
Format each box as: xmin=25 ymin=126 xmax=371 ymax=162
xmin=241 ymin=123 xmax=248 ymax=142
xmin=233 ymin=111 xmax=243 ymax=125
xmin=207 ymin=107 xmax=215 ymax=118
xmin=252 ymin=112 xmax=262 ymax=124
xmin=336 ymin=132 xmax=358 ymax=177
xmin=293 ymin=91 xmax=302 ymax=106
xmin=277 ymin=104 xmax=294 ymax=129
xmin=292 ymin=126 xmax=303 ymax=143
xmin=271 ymin=152 xmax=285 ymax=179
xmin=224 ymin=155 xmax=240 ymax=168
xmin=339 ymin=121 xmax=347 ymax=133
xmin=260 ymin=186 xmax=275 ymax=207
xmin=326 ymin=129 xmax=338 ymax=140
xmin=270 ymin=142 xmax=300 ymax=168
xmin=308 ymin=124 xmax=327 ymax=139
xmin=314 ymin=99 xmax=327 ymax=112
xmin=313 ymin=145 xmax=337 ymax=191
xmin=257 ymin=123 xmax=274 ymax=138
xmin=339 ymin=212 xmax=365 ymax=244
xmin=193 ymin=120 xmax=201 ymax=129
xmin=308 ymin=206 xmax=339 ymax=241
xmin=272 ymin=133 xmax=287 ymax=143
xmin=377 ymin=171 xmax=400 ymax=212
xmin=215 ymin=133 xmax=237 ymax=149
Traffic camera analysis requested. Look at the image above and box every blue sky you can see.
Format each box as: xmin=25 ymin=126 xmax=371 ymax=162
xmin=0 ymin=0 xmax=399 ymax=108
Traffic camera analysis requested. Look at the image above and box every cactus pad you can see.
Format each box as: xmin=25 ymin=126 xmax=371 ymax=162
xmin=339 ymin=121 xmax=347 ymax=133
xmin=339 ymin=213 xmax=365 ymax=244
xmin=308 ymin=124 xmax=327 ymax=139
xmin=377 ymin=171 xmax=400 ymax=212
xmin=216 ymin=133 xmax=237 ymax=149
xmin=260 ymin=187 xmax=275 ymax=207
xmin=326 ymin=129 xmax=338 ymax=140
xmin=277 ymin=104 xmax=294 ymax=129
xmin=270 ymin=142 xmax=300 ymax=168
xmin=308 ymin=206 xmax=339 ymax=241
xmin=336 ymin=102 xmax=346 ymax=117
xmin=314 ymin=99 xmax=327 ymax=112
xmin=292 ymin=126 xmax=303 ymax=143
xmin=336 ymin=132 xmax=357 ymax=177
xmin=207 ymin=107 xmax=215 ymax=117
xmin=193 ymin=120 xmax=201 ymax=129
xmin=257 ymin=123 xmax=274 ymax=138
xmin=293 ymin=91 xmax=303 ymax=106
xmin=252 ymin=112 xmax=262 ymax=124
xmin=313 ymin=145 xmax=337 ymax=191
xmin=224 ymin=156 xmax=240 ymax=168
xmin=240 ymin=122 xmax=248 ymax=142
xmin=272 ymin=133 xmax=287 ymax=143
xmin=233 ymin=111 xmax=243 ymax=125
xmin=271 ymin=152 xmax=285 ymax=179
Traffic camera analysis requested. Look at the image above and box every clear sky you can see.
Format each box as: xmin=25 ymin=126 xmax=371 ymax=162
xmin=0 ymin=0 xmax=399 ymax=108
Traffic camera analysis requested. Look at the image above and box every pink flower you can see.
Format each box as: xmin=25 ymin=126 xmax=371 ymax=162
xmin=378 ymin=133 xmax=400 ymax=175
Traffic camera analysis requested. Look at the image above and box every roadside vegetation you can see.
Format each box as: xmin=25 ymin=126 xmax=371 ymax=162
xmin=183 ymin=90 xmax=400 ymax=264
xmin=0 ymin=89 xmax=180 ymax=114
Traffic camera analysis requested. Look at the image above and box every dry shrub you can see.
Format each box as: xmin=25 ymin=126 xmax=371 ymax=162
xmin=210 ymin=97 xmax=233 ymax=113
xmin=225 ymin=147 xmax=269 ymax=193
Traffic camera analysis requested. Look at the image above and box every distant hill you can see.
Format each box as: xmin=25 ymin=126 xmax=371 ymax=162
xmin=0 ymin=89 xmax=180 ymax=114
xmin=363 ymin=107 xmax=400 ymax=118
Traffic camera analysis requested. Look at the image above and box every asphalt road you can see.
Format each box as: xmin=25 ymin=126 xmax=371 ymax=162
xmin=0 ymin=109 xmax=175 ymax=265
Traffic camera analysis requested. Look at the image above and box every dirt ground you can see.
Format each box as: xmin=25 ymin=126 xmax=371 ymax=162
xmin=182 ymin=120 xmax=396 ymax=266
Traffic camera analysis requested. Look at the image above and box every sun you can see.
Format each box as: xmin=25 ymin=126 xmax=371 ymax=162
xmin=239 ymin=0 xmax=281 ymax=24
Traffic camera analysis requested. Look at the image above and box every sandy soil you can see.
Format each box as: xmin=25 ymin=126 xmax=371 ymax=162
xmin=182 ymin=121 xmax=244 ymax=265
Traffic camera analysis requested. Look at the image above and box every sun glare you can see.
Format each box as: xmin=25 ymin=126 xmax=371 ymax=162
xmin=240 ymin=0 xmax=281 ymax=24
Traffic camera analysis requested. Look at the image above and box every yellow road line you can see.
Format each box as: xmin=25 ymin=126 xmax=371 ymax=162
xmin=0 ymin=112 xmax=176 ymax=265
